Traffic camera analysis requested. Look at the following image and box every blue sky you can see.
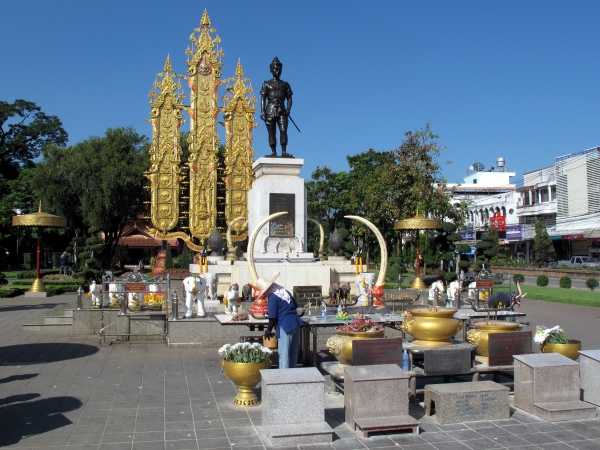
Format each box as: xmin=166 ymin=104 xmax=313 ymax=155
xmin=2 ymin=1 xmax=599 ymax=184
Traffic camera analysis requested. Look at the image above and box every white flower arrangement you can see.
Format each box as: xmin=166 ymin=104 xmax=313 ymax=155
xmin=218 ymin=342 xmax=272 ymax=363
xmin=534 ymin=325 xmax=569 ymax=346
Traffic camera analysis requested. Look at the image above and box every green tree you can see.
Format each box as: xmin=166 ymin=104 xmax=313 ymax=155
xmin=31 ymin=127 xmax=149 ymax=268
xmin=0 ymin=100 xmax=68 ymax=180
xmin=533 ymin=220 xmax=556 ymax=262
xmin=475 ymin=227 xmax=499 ymax=271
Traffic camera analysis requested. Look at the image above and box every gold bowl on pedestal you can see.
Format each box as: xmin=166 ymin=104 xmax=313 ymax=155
xmin=466 ymin=320 xmax=520 ymax=357
xmin=402 ymin=307 xmax=462 ymax=347
xmin=541 ymin=339 xmax=582 ymax=361
xmin=222 ymin=359 xmax=271 ymax=407
xmin=326 ymin=330 xmax=385 ymax=365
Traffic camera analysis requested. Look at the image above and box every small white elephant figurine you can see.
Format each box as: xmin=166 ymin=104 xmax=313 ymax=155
xmin=89 ymin=281 xmax=102 ymax=307
xmin=355 ymin=273 xmax=374 ymax=306
xmin=447 ymin=280 xmax=460 ymax=306
xmin=200 ymin=272 xmax=218 ymax=300
xmin=182 ymin=276 xmax=207 ymax=318
xmin=224 ymin=284 xmax=240 ymax=314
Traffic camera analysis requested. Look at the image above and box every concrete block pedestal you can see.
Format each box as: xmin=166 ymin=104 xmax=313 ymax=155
xmin=514 ymin=353 xmax=596 ymax=421
xmin=261 ymin=367 xmax=333 ymax=446
xmin=424 ymin=381 xmax=509 ymax=424
xmin=344 ymin=364 xmax=418 ymax=436
xmin=579 ymin=350 xmax=600 ymax=406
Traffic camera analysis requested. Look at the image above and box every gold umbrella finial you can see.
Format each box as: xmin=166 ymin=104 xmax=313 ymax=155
xmin=38 ymin=200 xmax=42 ymax=213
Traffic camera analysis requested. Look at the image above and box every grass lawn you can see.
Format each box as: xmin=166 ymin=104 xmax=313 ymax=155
xmin=1 ymin=270 xmax=23 ymax=280
xmin=503 ymin=283 xmax=600 ymax=308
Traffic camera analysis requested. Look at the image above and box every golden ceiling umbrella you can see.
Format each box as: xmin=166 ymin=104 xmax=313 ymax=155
xmin=12 ymin=203 xmax=67 ymax=294
xmin=394 ymin=215 xmax=442 ymax=289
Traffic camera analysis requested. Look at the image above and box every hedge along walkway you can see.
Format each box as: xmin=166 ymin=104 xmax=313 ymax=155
xmin=511 ymin=284 xmax=600 ymax=308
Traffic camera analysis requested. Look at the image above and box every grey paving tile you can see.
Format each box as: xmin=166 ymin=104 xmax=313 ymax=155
xmin=98 ymin=443 xmax=133 ymax=450
xmin=225 ymin=427 xmax=258 ymax=437
xmin=357 ymin=436 xmax=395 ymax=448
xmin=546 ymin=430 xmax=591 ymax=443
xmin=165 ymin=431 xmax=197 ymax=441
xmin=72 ymin=425 xmax=103 ymax=436
xmin=568 ymin=441 xmax=600 ymax=450
xmin=229 ymin=436 xmax=263 ymax=447
xmin=68 ymin=434 xmax=104 ymax=445
xmin=99 ymin=432 xmax=134 ymax=444
xmin=420 ymin=432 xmax=456 ymax=444
xmin=164 ymin=440 xmax=200 ymax=449
xmin=194 ymin=428 xmax=227 ymax=439
xmin=165 ymin=422 xmax=195 ymax=432
xmin=132 ymin=441 xmax=165 ymax=450
xmin=574 ymin=429 xmax=600 ymax=440
xmin=430 ymin=442 xmax=471 ymax=450
xmin=388 ymin=434 xmax=426 ymax=445
xmin=135 ymin=422 xmax=166 ymax=432
xmin=520 ymin=432 xmax=560 ymax=445
xmin=445 ymin=430 xmax=484 ymax=441
xmin=134 ymin=431 xmax=166 ymax=442
xmin=461 ymin=438 xmax=503 ymax=449
xmin=329 ymin=439 xmax=367 ymax=450
xmin=400 ymin=444 xmax=437 ymax=450
xmin=194 ymin=420 xmax=224 ymax=430
xmin=492 ymin=434 xmax=532 ymax=447
xmin=499 ymin=424 xmax=538 ymax=435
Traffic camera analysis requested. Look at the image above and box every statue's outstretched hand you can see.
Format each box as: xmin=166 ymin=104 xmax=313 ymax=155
xmin=260 ymin=112 xmax=266 ymax=121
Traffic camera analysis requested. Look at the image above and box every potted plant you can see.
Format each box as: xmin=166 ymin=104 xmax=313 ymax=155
xmin=534 ymin=325 xmax=581 ymax=360
xmin=219 ymin=342 xmax=272 ymax=407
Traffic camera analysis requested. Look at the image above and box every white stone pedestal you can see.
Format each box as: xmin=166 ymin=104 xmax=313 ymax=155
xmin=248 ymin=158 xmax=313 ymax=261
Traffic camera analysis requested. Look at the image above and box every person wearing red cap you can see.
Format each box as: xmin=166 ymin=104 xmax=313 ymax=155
xmin=258 ymin=274 xmax=304 ymax=368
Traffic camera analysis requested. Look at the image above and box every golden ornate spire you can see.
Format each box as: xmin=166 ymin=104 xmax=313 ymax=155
xmin=221 ymin=59 xmax=257 ymax=237
xmin=144 ymin=54 xmax=186 ymax=234
xmin=164 ymin=54 xmax=172 ymax=73
xmin=200 ymin=9 xmax=210 ymax=28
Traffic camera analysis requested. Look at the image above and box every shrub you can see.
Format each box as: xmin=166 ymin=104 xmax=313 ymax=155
xmin=0 ymin=273 xmax=7 ymax=286
xmin=0 ymin=287 xmax=24 ymax=298
xmin=586 ymin=278 xmax=599 ymax=291
xmin=537 ymin=275 xmax=549 ymax=287
xmin=559 ymin=276 xmax=572 ymax=289
xmin=23 ymin=253 xmax=33 ymax=269
xmin=513 ymin=274 xmax=525 ymax=283
xmin=444 ymin=271 xmax=458 ymax=283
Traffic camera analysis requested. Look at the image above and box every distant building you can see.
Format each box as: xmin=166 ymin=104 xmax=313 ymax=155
xmin=553 ymin=146 xmax=600 ymax=259
xmin=447 ymin=157 xmax=520 ymax=257
xmin=515 ymin=165 xmax=558 ymax=261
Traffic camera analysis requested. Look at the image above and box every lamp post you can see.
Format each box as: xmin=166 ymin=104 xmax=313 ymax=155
xmin=394 ymin=215 xmax=442 ymax=290
xmin=12 ymin=203 xmax=67 ymax=295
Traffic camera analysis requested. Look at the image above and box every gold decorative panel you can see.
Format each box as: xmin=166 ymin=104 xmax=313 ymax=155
xmin=181 ymin=9 xmax=225 ymax=241
xmin=145 ymin=55 xmax=186 ymax=234
xmin=145 ymin=10 xmax=257 ymax=248
xmin=221 ymin=60 xmax=257 ymax=241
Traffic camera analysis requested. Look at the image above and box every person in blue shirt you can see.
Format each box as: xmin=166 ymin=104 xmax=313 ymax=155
xmin=258 ymin=274 xmax=304 ymax=369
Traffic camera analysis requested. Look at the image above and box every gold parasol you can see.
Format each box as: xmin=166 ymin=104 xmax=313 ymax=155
xmin=12 ymin=202 xmax=67 ymax=293
xmin=394 ymin=215 xmax=442 ymax=289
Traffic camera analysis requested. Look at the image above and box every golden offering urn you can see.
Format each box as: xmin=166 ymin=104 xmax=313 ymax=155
xmin=394 ymin=215 xmax=442 ymax=289
xmin=12 ymin=203 xmax=67 ymax=293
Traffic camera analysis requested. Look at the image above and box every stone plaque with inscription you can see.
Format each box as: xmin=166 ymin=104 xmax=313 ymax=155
xmin=269 ymin=193 xmax=295 ymax=237
xmin=488 ymin=331 xmax=532 ymax=367
xmin=424 ymin=347 xmax=472 ymax=376
xmin=293 ymin=286 xmax=322 ymax=304
xmin=352 ymin=338 xmax=402 ymax=366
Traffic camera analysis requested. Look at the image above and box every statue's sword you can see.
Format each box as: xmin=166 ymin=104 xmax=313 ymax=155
xmin=288 ymin=115 xmax=301 ymax=133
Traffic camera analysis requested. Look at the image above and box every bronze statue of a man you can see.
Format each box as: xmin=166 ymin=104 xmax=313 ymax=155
xmin=260 ymin=57 xmax=293 ymax=157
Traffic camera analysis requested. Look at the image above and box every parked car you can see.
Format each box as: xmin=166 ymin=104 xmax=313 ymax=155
xmin=557 ymin=256 xmax=600 ymax=268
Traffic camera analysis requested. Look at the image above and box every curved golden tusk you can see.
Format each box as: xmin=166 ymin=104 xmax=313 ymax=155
xmin=247 ymin=212 xmax=288 ymax=284
xmin=307 ymin=218 xmax=325 ymax=259
xmin=344 ymin=215 xmax=388 ymax=287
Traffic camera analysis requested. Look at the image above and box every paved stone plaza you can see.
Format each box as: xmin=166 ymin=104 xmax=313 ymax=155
xmin=2 ymin=293 xmax=600 ymax=449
